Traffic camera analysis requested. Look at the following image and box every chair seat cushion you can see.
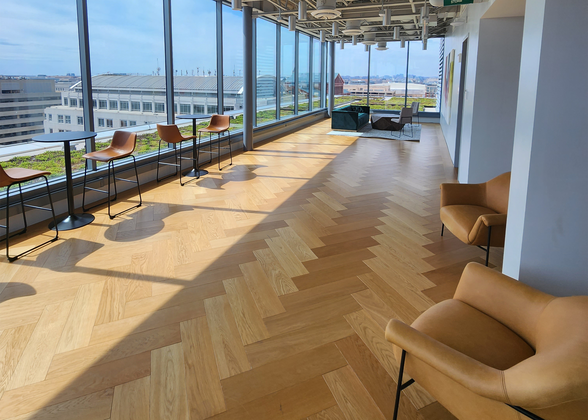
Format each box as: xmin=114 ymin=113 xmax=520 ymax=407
xmin=83 ymin=147 xmax=133 ymax=162
xmin=3 ymin=168 xmax=51 ymax=184
xmin=440 ymin=205 xmax=497 ymax=245
xmin=412 ymin=299 xmax=535 ymax=370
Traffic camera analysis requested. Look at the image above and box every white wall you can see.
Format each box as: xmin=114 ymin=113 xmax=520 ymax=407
xmin=440 ymin=4 xmax=490 ymax=170
xmin=468 ymin=17 xmax=523 ymax=183
xmin=503 ymin=0 xmax=588 ymax=296
xmin=440 ymin=4 xmax=524 ymax=184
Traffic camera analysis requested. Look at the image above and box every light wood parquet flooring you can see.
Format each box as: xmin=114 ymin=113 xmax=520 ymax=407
xmin=0 ymin=119 xmax=503 ymax=420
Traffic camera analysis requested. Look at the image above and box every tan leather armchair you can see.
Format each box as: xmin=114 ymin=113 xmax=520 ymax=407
xmin=440 ymin=172 xmax=510 ymax=265
xmin=385 ymin=262 xmax=588 ymax=420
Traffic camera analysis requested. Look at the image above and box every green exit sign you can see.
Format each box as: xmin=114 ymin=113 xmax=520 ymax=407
xmin=444 ymin=0 xmax=475 ymax=5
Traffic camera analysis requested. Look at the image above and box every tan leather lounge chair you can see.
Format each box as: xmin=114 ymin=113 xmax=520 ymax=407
xmin=440 ymin=172 xmax=510 ymax=266
xmin=386 ymin=262 xmax=588 ymax=420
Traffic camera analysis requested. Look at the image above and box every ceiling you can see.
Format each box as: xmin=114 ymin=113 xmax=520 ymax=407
xmin=241 ymin=0 xmax=462 ymax=44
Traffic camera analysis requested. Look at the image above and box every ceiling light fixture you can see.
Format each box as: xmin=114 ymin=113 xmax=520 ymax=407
xmin=352 ymin=35 xmax=358 ymax=45
xmin=298 ymin=1 xmax=307 ymax=20
xmin=332 ymin=22 xmax=339 ymax=36
xmin=382 ymin=9 xmax=391 ymax=26
xmin=289 ymin=15 xmax=296 ymax=31
xmin=310 ymin=0 xmax=341 ymax=19
xmin=400 ymin=37 xmax=406 ymax=48
xmin=320 ymin=30 xmax=326 ymax=42
xmin=423 ymin=38 xmax=428 ymax=50
xmin=231 ymin=0 xmax=241 ymax=11
xmin=365 ymin=44 xmax=369 ymax=52
xmin=340 ymin=40 xmax=345 ymax=50
xmin=393 ymin=27 xmax=400 ymax=40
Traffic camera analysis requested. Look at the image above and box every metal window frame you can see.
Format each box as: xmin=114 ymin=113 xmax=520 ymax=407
xmin=309 ymin=37 xmax=314 ymax=112
xmin=276 ymin=23 xmax=281 ymax=120
xmin=163 ymin=0 xmax=174 ymax=125
xmin=76 ymin=0 xmax=96 ymax=170
xmin=294 ymin=30 xmax=299 ymax=115
xmin=216 ymin=0 xmax=224 ymax=114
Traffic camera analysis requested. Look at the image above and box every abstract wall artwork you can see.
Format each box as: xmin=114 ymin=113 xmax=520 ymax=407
xmin=443 ymin=49 xmax=455 ymax=124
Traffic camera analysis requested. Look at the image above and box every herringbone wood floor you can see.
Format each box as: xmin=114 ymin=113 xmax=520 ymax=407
xmin=0 ymin=119 xmax=502 ymax=420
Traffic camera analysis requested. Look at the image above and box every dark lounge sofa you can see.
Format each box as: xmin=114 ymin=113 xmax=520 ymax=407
xmin=331 ymin=105 xmax=370 ymax=131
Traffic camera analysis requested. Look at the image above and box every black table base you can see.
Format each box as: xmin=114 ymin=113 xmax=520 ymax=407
xmin=49 ymin=213 xmax=95 ymax=231
xmin=184 ymin=168 xmax=209 ymax=177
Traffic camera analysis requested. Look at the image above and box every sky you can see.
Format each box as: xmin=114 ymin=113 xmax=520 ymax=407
xmin=0 ymin=0 xmax=439 ymax=79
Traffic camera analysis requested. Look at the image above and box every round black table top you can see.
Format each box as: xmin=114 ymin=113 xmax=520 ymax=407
xmin=176 ymin=114 xmax=211 ymax=120
xmin=32 ymin=131 xmax=97 ymax=143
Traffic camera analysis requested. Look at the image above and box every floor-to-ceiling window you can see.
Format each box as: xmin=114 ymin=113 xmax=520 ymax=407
xmin=407 ymin=38 xmax=442 ymax=112
xmin=369 ymin=40 xmax=408 ymax=111
xmin=222 ymin=5 xmax=243 ymax=131
xmin=298 ymin=34 xmax=310 ymax=114
xmin=0 ymin=1 xmax=81 ymax=180
xmin=312 ymin=38 xmax=322 ymax=109
xmin=334 ymin=41 xmax=369 ymax=108
xmin=172 ymin=0 xmax=217 ymax=135
xmin=280 ymin=26 xmax=295 ymax=117
xmin=88 ymin=0 xmax=166 ymax=160
xmin=256 ymin=19 xmax=277 ymax=125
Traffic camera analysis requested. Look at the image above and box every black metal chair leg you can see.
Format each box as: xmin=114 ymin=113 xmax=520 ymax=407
xmin=82 ymin=164 xmax=88 ymax=210
xmin=132 ymin=156 xmax=142 ymax=207
xmin=229 ymin=131 xmax=233 ymax=166
xmin=218 ymin=133 xmax=222 ymax=170
xmin=441 ymin=223 xmax=444 ymax=236
xmin=485 ymin=226 xmax=492 ymax=266
xmin=393 ymin=350 xmax=416 ymax=420
xmin=3 ymin=177 xmax=59 ymax=262
xmin=18 ymin=183 xmax=27 ymax=232
xmin=107 ymin=160 xmax=112 ymax=219
xmin=4 ymin=184 xmax=12 ymax=262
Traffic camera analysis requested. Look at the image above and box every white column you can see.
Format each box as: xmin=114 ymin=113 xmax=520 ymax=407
xmin=503 ymin=0 xmax=588 ymax=296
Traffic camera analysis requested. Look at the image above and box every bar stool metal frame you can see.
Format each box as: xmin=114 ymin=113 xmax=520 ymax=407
xmin=198 ymin=115 xmax=234 ymax=171
xmin=156 ymin=124 xmax=199 ymax=186
xmin=0 ymin=166 xmax=58 ymax=262
xmin=82 ymin=131 xmax=142 ymax=219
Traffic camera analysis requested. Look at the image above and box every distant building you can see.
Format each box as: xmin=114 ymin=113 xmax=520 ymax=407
xmin=343 ymin=81 xmax=427 ymax=98
xmin=0 ymin=78 xmax=61 ymax=145
xmin=334 ymin=74 xmax=344 ymax=95
xmin=45 ymin=74 xmax=244 ymax=133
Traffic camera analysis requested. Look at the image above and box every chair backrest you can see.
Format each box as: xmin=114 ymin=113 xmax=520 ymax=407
xmin=157 ymin=124 xmax=184 ymax=144
xmin=399 ymin=107 xmax=413 ymax=124
xmin=411 ymin=102 xmax=420 ymax=114
xmin=0 ymin=164 xmax=10 ymax=188
xmin=207 ymin=114 xmax=230 ymax=132
xmin=110 ymin=131 xmax=137 ymax=154
xmin=484 ymin=171 xmax=511 ymax=214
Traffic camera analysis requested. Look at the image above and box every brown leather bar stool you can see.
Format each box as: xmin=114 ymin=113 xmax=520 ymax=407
xmin=198 ymin=114 xmax=233 ymax=171
xmin=0 ymin=164 xmax=58 ymax=262
xmin=82 ymin=131 xmax=142 ymax=219
xmin=156 ymin=124 xmax=199 ymax=185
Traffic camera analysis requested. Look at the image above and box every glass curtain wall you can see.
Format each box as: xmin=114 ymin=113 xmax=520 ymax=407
xmin=256 ymin=19 xmax=277 ymax=125
xmin=298 ymin=34 xmax=310 ymax=113
xmin=334 ymin=42 xmax=369 ymax=108
xmin=222 ymin=6 xmax=243 ymax=131
xmin=311 ymin=38 xmax=322 ymax=110
xmin=369 ymin=41 xmax=407 ymax=111
xmin=172 ymin=0 xmax=217 ymax=136
xmin=87 ymin=0 xmax=166 ymax=160
xmin=280 ymin=26 xmax=295 ymax=117
xmin=407 ymin=38 xmax=442 ymax=112
xmin=0 ymin=1 xmax=82 ymax=180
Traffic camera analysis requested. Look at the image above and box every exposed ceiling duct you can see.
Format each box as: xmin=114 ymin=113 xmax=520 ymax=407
xmin=310 ymin=0 xmax=341 ymax=20
xmin=342 ymin=20 xmax=363 ymax=35
xmin=362 ymin=32 xmax=377 ymax=45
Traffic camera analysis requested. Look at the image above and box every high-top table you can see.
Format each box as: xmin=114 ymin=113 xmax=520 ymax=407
xmin=32 ymin=131 xmax=97 ymax=231
xmin=176 ymin=114 xmax=211 ymax=177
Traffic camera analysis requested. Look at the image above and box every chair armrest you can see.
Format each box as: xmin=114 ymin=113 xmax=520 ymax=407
xmin=440 ymin=182 xmax=485 ymax=207
xmin=385 ymin=319 xmax=509 ymax=402
xmin=480 ymin=213 xmax=507 ymax=227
